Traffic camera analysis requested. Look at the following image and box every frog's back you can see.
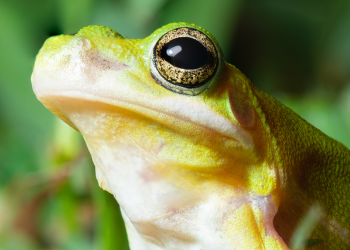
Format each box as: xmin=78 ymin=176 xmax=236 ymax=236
xmin=253 ymin=86 xmax=350 ymax=249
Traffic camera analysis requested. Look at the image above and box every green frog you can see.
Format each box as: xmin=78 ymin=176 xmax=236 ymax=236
xmin=31 ymin=23 xmax=350 ymax=249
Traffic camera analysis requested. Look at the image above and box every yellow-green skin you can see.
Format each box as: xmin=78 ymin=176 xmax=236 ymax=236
xmin=31 ymin=23 xmax=350 ymax=249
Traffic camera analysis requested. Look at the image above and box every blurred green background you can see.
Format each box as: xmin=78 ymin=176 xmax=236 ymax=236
xmin=0 ymin=0 xmax=350 ymax=249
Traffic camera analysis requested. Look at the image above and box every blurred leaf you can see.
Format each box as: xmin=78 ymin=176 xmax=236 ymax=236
xmin=90 ymin=0 xmax=169 ymax=38
xmin=56 ymin=0 xmax=95 ymax=34
xmin=159 ymin=0 xmax=243 ymax=55
xmin=290 ymin=204 xmax=322 ymax=250
xmin=0 ymin=0 xmax=55 ymax=186
xmin=53 ymin=118 xmax=82 ymax=164
xmin=92 ymin=184 xmax=129 ymax=250
xmin=305 ymin=239 xmax=323 ymax=247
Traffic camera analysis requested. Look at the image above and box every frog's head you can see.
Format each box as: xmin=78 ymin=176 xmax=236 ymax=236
xmin=32 ymin=23 xmax=287 ymax=249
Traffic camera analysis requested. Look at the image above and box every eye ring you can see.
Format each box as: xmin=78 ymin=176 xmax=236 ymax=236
xmin=150 ymin=27 xmax=218 ymax=95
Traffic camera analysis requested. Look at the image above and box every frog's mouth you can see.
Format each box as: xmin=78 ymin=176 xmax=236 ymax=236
xmin=32 ymin=68 xmax=254 ymax=151
xmin=37 ymin=89 xmax=252 ymax=147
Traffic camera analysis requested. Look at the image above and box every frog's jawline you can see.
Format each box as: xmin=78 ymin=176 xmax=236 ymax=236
xmin=35 ymin=87 xmax=254 ymax=150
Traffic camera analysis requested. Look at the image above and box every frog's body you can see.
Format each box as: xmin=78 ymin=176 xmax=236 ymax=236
xmin=31 ymin=23 xmax=350 ymax=249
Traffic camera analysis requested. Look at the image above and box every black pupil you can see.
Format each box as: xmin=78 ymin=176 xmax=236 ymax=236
xmin=160 ymin=37 xmax=208 ymax=69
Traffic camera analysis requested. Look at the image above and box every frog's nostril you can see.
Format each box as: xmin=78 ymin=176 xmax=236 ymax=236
xmin=71 ymin=37 xmax=92 ymax=50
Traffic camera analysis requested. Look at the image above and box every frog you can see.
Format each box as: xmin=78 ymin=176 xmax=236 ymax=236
xmin=31 ymin=23 xmax=350 ymax=250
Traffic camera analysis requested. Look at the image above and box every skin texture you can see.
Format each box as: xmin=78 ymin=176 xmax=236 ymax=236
xmin=31 ymin=23 xmax=350 ymax=249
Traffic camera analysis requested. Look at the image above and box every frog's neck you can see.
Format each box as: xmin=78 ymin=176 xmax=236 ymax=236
xmin=120 ymin=194 xmax=287 ymax=250
xmin=83 ymin=136 xmax=288 ymax=250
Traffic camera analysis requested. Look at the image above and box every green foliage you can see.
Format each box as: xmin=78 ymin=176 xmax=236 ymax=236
xmin=0 ymin=0 xmax=349 ymax=249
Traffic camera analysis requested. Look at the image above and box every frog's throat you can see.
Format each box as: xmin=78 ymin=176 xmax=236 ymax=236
xmin=85 ymin=135 xmax=288 ymax=250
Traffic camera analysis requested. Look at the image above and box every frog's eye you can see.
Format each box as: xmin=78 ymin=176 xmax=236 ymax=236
xmin=151 ymin=27 xmax=218 ymax=95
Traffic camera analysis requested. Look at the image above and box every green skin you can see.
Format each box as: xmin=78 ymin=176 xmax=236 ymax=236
xmin=253 ymin=85 xmax=350 ymax=248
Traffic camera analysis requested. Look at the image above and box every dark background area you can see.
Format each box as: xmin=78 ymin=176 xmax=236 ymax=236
xmin=0 ymin=0 xmax=349 ymax=249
